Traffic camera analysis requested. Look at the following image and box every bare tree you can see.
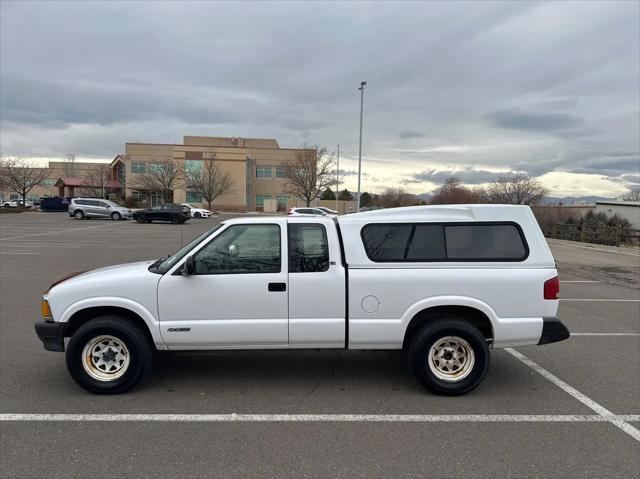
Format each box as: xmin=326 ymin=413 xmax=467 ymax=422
xmin=79 ymin=163 xmax=112 ymax=198
xmin=63 ymin=153 xmax=76 ymax=177
xmin=429 ymin=177 xmax=486 ymax=205
xmin=134 ymin=156 xmax=183 ymax=204
xmin=622 ymin=187 xmax=640 ymax=202
xmin=282 ymin=146 xmax=334 ymax=206
xmin=487 ymin=174 xmax=547 ymax=205
xmin=0 ymin=158 xmax=49 ymax=206
xmin=378 ymin=187 xmax=419 ymax=208
xmin=185 ymin=150 xmax=233 ymax=210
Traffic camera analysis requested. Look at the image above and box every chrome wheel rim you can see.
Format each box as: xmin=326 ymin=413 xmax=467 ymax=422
xmin=81 ymin=335 xmax=130 ymax=381
xmin=75 ymin=212 xmax=83 ymax=219
xmin=428 ymin=336 xmax=475 ymax=382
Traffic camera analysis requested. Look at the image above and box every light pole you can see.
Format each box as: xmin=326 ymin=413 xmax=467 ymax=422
xmin=335 ymin=144 xmax=340 ymax=213
xmin=356 ymin=81 xmax=367 ymax=211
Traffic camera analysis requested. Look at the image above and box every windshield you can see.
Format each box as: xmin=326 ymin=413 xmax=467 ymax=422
xmin=149 ymin=224 xmax=223 ymax=274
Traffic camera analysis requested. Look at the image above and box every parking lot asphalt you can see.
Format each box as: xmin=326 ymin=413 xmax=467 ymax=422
xmin=1 ymin=212 xmax=639 ymax=478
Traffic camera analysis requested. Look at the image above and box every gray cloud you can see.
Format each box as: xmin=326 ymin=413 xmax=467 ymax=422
xmin=0 ymin=0 xmax=638 ymax=196
xmin=486 ymin=109 xmax=584 ymax=133
xmin=409 ymin=167 xmax=512 ymax=185
xmin=398 ymin=130 xmax=427 ymax=139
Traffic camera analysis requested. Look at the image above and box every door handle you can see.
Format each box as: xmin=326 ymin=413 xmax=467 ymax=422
xmin=268 ymin=282 xmax=286 ymax=292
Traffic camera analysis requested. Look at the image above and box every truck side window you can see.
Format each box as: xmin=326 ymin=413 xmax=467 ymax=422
xmin=444 ymin=224 xmax=526 ymax=260
xmin=362 ymin=223 xmax=528 ymax=262
xmin=193 ymin=224 xmax=281 ymax=274
xmin=360 ymin=224 xmax=412 ymax=261
xmin=288 ymin=224 xmax=329 ymax=272
xmin=406 ymin=224 xmax=446 ymax=260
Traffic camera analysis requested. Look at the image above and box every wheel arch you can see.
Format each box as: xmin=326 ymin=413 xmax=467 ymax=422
xmin=402 ymin=303 xmax=495 ymax=350
xmin=59 ymin=299 xmax=164 ymax=349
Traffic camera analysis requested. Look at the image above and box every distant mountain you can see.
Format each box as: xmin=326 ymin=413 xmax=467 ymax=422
xmin=542 ymin=196 xmax=614 ymax=205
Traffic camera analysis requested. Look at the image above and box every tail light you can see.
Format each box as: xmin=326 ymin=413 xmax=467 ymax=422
xmin=544 ymin=276 xmax=560 ymax=300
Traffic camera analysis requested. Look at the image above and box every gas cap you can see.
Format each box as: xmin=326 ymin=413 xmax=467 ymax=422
xmin=361 ymin=295 xmax=380 ymax=313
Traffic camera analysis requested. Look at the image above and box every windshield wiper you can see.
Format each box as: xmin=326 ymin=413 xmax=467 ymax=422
xmin=149 ymin=255 xmax=168 ymax=269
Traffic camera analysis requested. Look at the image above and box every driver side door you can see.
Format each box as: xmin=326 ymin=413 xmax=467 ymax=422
xmin=157 ymin=222 xmax=289 ymax=348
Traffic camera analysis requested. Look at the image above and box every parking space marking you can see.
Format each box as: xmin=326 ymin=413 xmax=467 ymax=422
xmin=505 ymin=348 xmax=640 ymax=442
xmin=561 ymin=280 xmax=600 ymax=283
xmin=1 ymin=413 xmax=639 ymax=423
xmin=572 ymin=333 xmax=640 ymax=336
xmin=0 ymin=225 xmax=111 ymax=241
xmin=548 ymin=241 xmax=640 ymax=258
xmin=561 ymin=299 xmax=640 ymax=302
xmin=0 ymin=252 xmax=41 ymax=255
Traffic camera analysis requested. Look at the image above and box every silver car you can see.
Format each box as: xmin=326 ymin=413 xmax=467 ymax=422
xmin=68 ymin=198 xmax=131 ymax=220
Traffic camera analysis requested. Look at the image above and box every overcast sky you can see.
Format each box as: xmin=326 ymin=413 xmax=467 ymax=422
xmin=1 ymin=1 xmax=639 ymax=197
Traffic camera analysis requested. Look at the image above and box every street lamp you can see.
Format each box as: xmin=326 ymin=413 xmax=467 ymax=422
xmin=335 ymin=143 xmax=340 ymax=213
xmin=356 ymin=81 xmax=367 ymax=211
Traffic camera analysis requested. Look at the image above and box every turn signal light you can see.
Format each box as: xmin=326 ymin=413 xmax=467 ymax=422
xmin=544 ymin=276 xmax=560 ymax=300
xmin=41 ymin=299 xmax=53 ymax=319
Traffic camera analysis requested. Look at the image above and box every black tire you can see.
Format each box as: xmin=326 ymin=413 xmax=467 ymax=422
xmin=171 ymin=215 xmax=180 ymax=224
xmin=74 ymin=210 xmax=84 ymax=220
xmin=194 ymin=212 xmax=201 ymax=218
xmin=135 ymin=215 xmax=145 ymax=223
xmin=66 ymin=316 xmax=154 ymax=394
xmin=111 ymin=212 xmax=121 ymax=221
xmin=408 ymin=317 xmax=490 ymax=396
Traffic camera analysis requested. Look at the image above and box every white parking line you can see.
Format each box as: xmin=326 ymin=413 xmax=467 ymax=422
xmin=1 ymin=413 xmax=639 ymax=423
xmin=561 ymin=280 xmax=599 ymax=283
xmin=571 ymin=333 xmax=640 ymax=336
xmin=0 ymin=252 xmax=41 ymax=255
xmin=505 ymin=348 xmax=640 ymax=442
xmin=549 ymin=241 xmax=640 ymax=257
xmin=0 ymin=225 xmax=109 ymax=241
xmin=561 ymin=299 xmax=640 ymax=302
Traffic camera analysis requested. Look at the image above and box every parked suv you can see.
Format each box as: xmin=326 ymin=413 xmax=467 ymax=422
xmin=132 ymin=204 xmax=191 ymax=224
xmin=68 ymin=198 xmax=131 ymax=220
xmin=35 ymin=205 xmax=568 ymax=395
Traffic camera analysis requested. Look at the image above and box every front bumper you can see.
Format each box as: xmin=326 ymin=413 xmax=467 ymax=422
xmin=538 ymin=317 xmax=570 ymax=345
xmin=34 ymin=321 xmax=65 ymax=352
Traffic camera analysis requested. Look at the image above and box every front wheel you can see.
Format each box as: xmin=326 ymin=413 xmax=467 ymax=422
xmin=135 ymin=215 xmax=145 ymax=223
xmin=66 ymin=316 xmax=154 ymax=394
xmin=74 ymin=210 xmax=84 ymax=220
xmin=194 ymin=212 xmax=201 ymax=218
xmin=111 ymin=212 xmax=121 ymax=221
xmin=408 ymin=317 xmax=489 ymax=396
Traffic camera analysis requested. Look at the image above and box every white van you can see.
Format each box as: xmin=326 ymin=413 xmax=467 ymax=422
xmin=35 ymin=205 xmax=568 ymax=395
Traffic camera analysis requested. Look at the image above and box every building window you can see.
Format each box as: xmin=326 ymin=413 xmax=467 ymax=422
xmin=255 ymin=194 xmax=272 ymax=206
xmin=185 ymin=160 xmax=202 ymax=173
xmin=42 ymin=179 xmax=55 ymax=186
xmin=276 ymin=195 xmax=288 ymax=207
xmin=131 ymin=163 xmax=146 ymax=174
xmin=256 ymin=167 xmax=273 ymax=178
xmin=186 ymin=191 xmax=203 ymax=203
xmin=132 ymin=191 xmax=146 ymax=202
xmin=275 ymin=167 xmax=286 ymax=179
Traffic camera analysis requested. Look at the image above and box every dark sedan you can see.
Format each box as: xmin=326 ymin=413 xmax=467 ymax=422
xmin=133 ymin=204 xmax=191 ymax=224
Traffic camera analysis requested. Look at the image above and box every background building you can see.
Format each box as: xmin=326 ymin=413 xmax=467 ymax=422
xmin=111 ymin=135 xmax=310 ymax=211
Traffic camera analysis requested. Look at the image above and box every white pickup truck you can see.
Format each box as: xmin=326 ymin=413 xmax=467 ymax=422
xmin=35 ymin=205 xmax=569 ymax=395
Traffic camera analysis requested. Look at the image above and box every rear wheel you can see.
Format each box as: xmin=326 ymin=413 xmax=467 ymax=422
xmin=74 ymin=210 xmax=84 ymax=220
xmin=111 ymin=212 xmax=121 ymax=221
xmin=408 ymin=317 xmax=489 ymax=395
xmin=66 ymin=316 xmax=153 ymax=394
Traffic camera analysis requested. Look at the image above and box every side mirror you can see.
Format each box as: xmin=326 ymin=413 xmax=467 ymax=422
xmin=182 ymin=255 xmax=195 ymax=276
xmin=228 ymin=244 xmax=240 ymax=257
